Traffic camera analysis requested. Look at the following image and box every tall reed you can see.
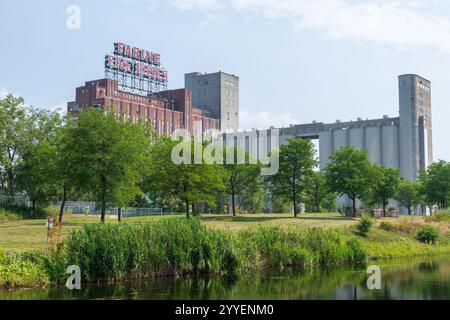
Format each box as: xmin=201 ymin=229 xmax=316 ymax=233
xmin=55 ymin=219 xmax=367 ymax=283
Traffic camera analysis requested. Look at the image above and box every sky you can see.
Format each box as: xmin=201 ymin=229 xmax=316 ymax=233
xmin=0 ymin=0 xmax=449 ymax=161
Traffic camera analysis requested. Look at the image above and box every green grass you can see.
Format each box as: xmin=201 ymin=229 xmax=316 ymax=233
xmin=39 ymin=219 xmax=367 ymax=284
xmin=0 ymin=213 xmax=360 ymax=252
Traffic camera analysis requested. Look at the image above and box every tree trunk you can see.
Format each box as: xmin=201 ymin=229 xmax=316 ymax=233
xmin=383 ymin=199 xmax=386 ymax=218
xmin=118 ymin=207 xmax=122 ymax=222
xmin=293 ymin=172 xmax=298 ymax=218
xmin=7 ymin=169 xmax=14 ymax=198
xmin=293 ymin=191 xmax=298 ymax=218
xmin=100 ymin=176 xmax=106 ymax=224
xmin=408 ymin=206 xmax=412 ymax=216
xmin=59 ymin=186 xmax=67 ymax=224
xmin=186 ymin=201 xmax=190 ymax=219
xmin=32 ymin=198 xmax=36 ymax=217
xmin=232 ymin=192 xmax=236 ymax=217
xmin=352 ymin=196 xmax=356 ymax=218
xmin=101 ymin=201 xmax=106 ymax=224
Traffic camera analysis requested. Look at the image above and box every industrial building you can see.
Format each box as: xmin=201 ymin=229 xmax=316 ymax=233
xmin=224 ymin=74 xmax=433 ymax=210
xmin=284 ymin=74 xmax=431 ymax=179
xmin=68 ymin=43 xmax=238 ymax=135
xmin=67 ymin=78 xmax=220 ymax=135
xmin=185 ymin=71 xmax=240 ymax=132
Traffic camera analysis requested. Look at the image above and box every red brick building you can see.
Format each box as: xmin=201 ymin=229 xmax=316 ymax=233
xmin=67 ymin=78 xmax=220 ymax=135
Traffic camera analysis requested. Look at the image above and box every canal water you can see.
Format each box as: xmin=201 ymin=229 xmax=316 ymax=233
xmin=1 ymin=255 xmax=450 ymax=300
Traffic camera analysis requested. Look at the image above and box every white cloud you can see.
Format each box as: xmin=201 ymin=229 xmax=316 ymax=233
xmin=170 ymin=0 xmax=218 ymax=11
xmin=240 ymin=110 xmax=300 ymax=130
xmin=171 ymin=0 xmax=450 ymax=54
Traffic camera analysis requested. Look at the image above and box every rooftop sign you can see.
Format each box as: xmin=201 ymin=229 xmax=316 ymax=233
xmin=105 ymin=42 xmax=168 ymax=94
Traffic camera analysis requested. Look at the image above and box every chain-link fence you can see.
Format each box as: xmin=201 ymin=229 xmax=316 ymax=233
xmin=0 ymin=195 xmax=31 ymax=208
xmin=1 ymin=197 xmax=182 ymax=218
xmin=56 ymin=201 xmax=182 ymax=218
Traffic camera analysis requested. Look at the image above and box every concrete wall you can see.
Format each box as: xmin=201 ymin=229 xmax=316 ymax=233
xmin=185 ymin=72 xmax=239 ymax=132
xmin=333 ymin=129 xmax=348 ymax=152
xmin=365 ymin=126 xmax=382 ymax=165
xmin=349 ymin=128 xmax=365 ymax=150
xmin=382 ymin=125 xmax=399 ymax=169
xmin=319 ymin=131 xmax=333 ymax=170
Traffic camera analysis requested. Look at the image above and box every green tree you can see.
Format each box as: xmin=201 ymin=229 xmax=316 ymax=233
xmin=419 ymin=160 xmax=450 ymax=210
xmin=145 ymin=137 xmax=225 ymax=218
xmin=62 ymin=109 xmax=149 ymax=223
xmin=395 ymin=180 xmax=422 ymax=215
xmin=224 ymin=147 xmax=262 ymax=216
xmin=271 ymin=197 xmax=291 ymax=214
xmin=269 ymin=138 xmax=317 ymax=218
xmin=325 ymin=147 xmax=373 ymax=217
xmin=305 ymin=171 xmax=336 ymax=213
xmin=13 ymin=107 xmax=62 ymax=215
xmin=238 ymin=176 xmax=265 ymax=214
xmin=368 ymin=165 xmax=402 ymax=217
xmin=0 ymin=95 xmax=35 ymax=197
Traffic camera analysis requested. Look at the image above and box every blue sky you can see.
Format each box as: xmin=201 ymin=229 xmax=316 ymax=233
xmin=0 ymin=0 xmax=449 ymax=161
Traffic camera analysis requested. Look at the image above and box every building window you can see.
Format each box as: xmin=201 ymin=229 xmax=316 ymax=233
xmin=128 ymin=103 xmax=132 ymax=115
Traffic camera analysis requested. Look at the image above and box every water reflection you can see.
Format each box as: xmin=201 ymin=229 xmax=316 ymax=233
xmin=2 ymin=256 xmax=450 ymax=300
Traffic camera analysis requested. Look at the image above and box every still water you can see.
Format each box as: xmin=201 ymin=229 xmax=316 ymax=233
xmin=2 ymin=256 xmax=450 ymax=300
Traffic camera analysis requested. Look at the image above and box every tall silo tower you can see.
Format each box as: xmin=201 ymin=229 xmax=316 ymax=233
xmin=399 ymin=74 xmax=433 ymax=181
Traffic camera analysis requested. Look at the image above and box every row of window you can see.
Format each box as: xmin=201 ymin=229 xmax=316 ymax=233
xmin=117 ymin=101 xmax=177 ymax=122
xmin=118 ymin=114 xmax=181 ymax=132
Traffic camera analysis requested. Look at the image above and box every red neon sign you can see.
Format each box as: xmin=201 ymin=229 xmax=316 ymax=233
xmin=105 ymin=42 xmax=168 ymax=83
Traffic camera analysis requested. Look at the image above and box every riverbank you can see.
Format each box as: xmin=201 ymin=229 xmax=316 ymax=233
xmin=3 ymin=255 xmax=450 ymax=300
xmin=1 ymin=213 xmax=450 ymax=290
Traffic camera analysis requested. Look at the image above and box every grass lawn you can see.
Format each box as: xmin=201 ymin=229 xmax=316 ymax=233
xmin=0 ymin=212 xmax=426 ymax=252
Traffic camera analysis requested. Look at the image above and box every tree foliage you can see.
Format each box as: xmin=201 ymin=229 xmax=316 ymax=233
xmin=367 ymin=165 xmax=401 ymax=217
xmin=144 ymin=137 xmax=226 ymax=218
xmin=305 ymin=171 xmax=336 ymax=213
xmin=325 ymin=147 xmax=373 ymax=217
xmin=224 ymin=147 xmax=262 ymax=216
xmin=395 ymin=180 xmax=422 ymax=215
xmin=0 ymin=95 xmax=36 ymax=195
xmin=269 ymin=138 xmax=317 ymax=217
xmin=61 ymin=109 xmax=150 ymax=223
xmin=419 ymin=160 xmax=450 ymax=209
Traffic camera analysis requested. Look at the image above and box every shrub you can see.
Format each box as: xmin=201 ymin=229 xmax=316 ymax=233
xmin=393 ymin=220 xmax=421 ymax=235
xmin=0 ymin=208 xmax=22 ymax=222
xmin=271 ymin=198 xmax=290 ymax=214
xmin=0 ymin=205 xmax=49 ymax=220
xmin=416 ymin=225 xmax=439 ymax=245
xmin=357 ymin=215 xmax=374 ymax=236
xmin=425 ymin=211 xmax=450 ymax=222
xmin=379 ymin=221 xmax=394 ymax=232
xmin=238 ymin=226 xmax=366 ymax=269
xmin=0 ymin=250 xmax=50 ymax=289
